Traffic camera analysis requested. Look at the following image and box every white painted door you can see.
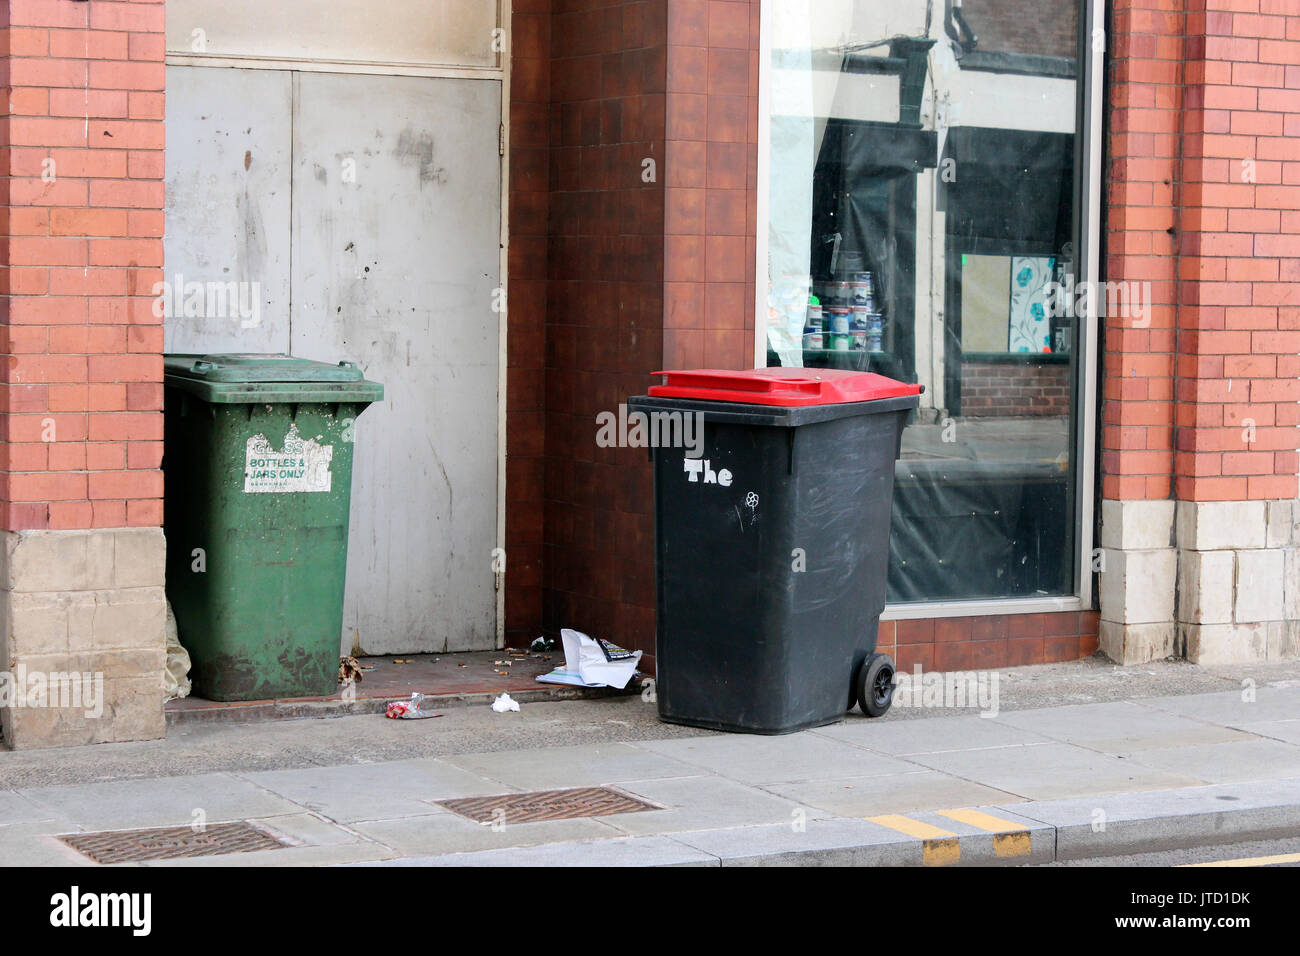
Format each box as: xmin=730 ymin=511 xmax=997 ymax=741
xmin=163 ymin=67 xmax=292 ymax=354
xmin=164 ymin=65 xmax=502 ymax=655
xmin=290 ymin=72 xmax=501 ymax=655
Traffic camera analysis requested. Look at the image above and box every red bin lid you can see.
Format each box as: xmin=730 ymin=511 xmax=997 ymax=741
xmin=647 ymin=367 xmax=922 ymax=407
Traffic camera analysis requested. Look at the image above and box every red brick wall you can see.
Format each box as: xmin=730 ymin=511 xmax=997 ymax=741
xmin=1106 ymin=0 xmax=1300 ymax=504
xmin=960 ymin=361 xmax=1071 ymax=417
xmin=1103 ymin=0 xmax=1182 ymax=502
xmin=1 ymin=0 xmax=165 ymax=532
xmin=1173 ymin=0 xmax=1300 ymax=502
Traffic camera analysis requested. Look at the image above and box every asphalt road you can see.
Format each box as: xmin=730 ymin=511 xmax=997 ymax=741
xmin=1040 ymin=835 xmax=1300 ymax=866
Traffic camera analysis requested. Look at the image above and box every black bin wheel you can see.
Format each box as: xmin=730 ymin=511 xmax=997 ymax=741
xmin=856 ymin=653 xmax=896 ymax=718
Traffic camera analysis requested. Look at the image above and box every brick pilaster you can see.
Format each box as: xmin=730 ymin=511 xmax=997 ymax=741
xmin=2 ymin=0 xmax=166 ymax=532
xmin=1103 ymin=0 xmax=1183 ymax=502
xmin=1173 ymin=0 xmax=1300 ymax=503
xmin=1 ymin=0 xmax=167 ymax=748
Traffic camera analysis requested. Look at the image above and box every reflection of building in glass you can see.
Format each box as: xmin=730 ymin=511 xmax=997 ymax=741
xmin=764 ymin=0 xmax=1082 ymax=602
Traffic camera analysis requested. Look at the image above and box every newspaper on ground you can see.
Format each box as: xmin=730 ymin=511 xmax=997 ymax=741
xmin=535 ymin=628 xmax=642 ymax=690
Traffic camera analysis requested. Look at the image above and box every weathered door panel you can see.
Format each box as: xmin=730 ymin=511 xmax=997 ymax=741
xmin=163 ymin=66 xmax=292 ymax=353
xmin=290 ymin=72 xmax=501 ymax=654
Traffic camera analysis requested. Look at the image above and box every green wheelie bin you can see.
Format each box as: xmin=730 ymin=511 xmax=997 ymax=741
xmin=162 ymin=354 xmax=383 ymax=701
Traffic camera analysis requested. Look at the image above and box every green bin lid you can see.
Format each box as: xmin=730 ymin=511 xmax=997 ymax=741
xmin=164 ymin=353 xmax=384 ymax=404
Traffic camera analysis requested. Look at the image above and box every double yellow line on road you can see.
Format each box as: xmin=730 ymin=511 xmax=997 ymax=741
xmin=1181 ymin=852 xmax=1300 ymax=868
xmin=867 ymin=808 xmax=1033 ymax=866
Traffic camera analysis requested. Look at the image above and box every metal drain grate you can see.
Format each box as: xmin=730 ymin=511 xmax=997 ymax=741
xmin=60 ymin=822 xmax=292 ymax=864
xmin=437 ymin=786 xmax=660 ymax=825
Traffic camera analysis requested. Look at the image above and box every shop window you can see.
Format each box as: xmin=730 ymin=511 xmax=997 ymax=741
xmin=760 ymin=0 xmax=1091 ymax=604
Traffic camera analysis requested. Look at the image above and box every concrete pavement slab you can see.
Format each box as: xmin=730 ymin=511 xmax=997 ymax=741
xmin=1120 ymin=737 xmax=1300 ymax=784
xmin=813 ymin=713 xmax=1054 ymax=755
xmin=759 ymin=769 xmax=1023 ymax=817
xmin=995 ymin=700 xmax=1256 ymax=756
xmin=672 ymin=819 xmax=919 ymax=866
xmin=903 ymin=741 xmax=1205 ymax=800
xmin=442 ymin=742 xmax=700 ymax=791
xmin=1139 ymin=687 xmax=1300 ymax=726
xmin=1064 ymin=727 xmax=1251 ymax=757
xmin=602 ymin=774 xmax=830 ymax=835
xmin=250 ymin=812 xmax=368 ymax=847
xmin=241 ymin=758 xmax=505 ymax=823
xmin=0 ymin=789 xmax=67 ymax=826
xmin=18 ymin=772 xmax=306 ymax=830
xmin=352 ymin=834 xmax=719 ymax=867
xmin=0 ymin=821 xmax=94 ymax=866
xmin=142 ymin=841 xmax=398 ymax=867
xmin=633 ymin=731 xmax=917 ymax=784
xmin=349 ymin=810 xmax=626 ymax=857
xmin=995 ymin=700 xmax=1234 ymax=744
xmin=1232 ymin=719 xmax=1300 ymax=746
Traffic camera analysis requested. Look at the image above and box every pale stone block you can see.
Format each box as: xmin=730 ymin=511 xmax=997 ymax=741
xmin=1184 ymin=622 xmax=1269 ymax=665
xmin=95 ymin=676 xmax=167 ymax=743
xmin=1177 ymin=550 xmax=1234 ymax=625
xmin=20 ymin=648 xmax=167 ymax=681
xmin=1 ymin=527 xmax=167 ymax=749
xmin=86 ymin=531 xmax=115 ymax=589
xmin=1266 ymin=500 xmax=1295 ymax=548
xmin=1100 ymin=620 xmax=1177 ymax=665
xmin=1286 ymin=549 xmax=1300 ymax=622
xmin=1267 ymin=621 xmax=1299 ymax=661
xmin=3 ymin=530 xmax=115 ymax=593
xmin=92 ymin=647 xmax=168 ymax=681
xmin=1235 ymin=549 xmax=1285 ymax=623
xmin=0 ymin=533 xmax=11 ymax=595
xmin=1176 ymin=500 xmax=1268 ymax=552
xmin=1 ymin=671 xmax=164 ymax=749
xmin=1 ymin=706 xmax=81 ymax=751
xmin=1100 ymin=499 xmax=1175 ymax=551
xmin=112 ymin=528 xmax=166 ymax=589
xmin=88 ymin=587 xmax=166 ymax=652
xmin=1098 ymin=548 xmax=1176 ymax=625
xmin=5 ymin=592 xmax=74 ymax=657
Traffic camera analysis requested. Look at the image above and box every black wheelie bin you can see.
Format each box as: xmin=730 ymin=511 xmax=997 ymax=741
xmin=629 ymin=367 xmax=921 ymax=734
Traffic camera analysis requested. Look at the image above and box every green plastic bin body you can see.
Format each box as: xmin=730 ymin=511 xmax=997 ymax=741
xmin=163 ymin=354 xmax=383 ymax=701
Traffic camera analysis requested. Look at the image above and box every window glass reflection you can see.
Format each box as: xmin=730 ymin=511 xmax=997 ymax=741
xmin=765 ymin=0 xmax=1084 ymax=601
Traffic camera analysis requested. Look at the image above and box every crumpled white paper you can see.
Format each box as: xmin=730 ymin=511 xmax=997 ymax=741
xmin=558 ymin=628 xmax=642 ymax=689
xmin=491 ymin=692 xmax=520 ymax=713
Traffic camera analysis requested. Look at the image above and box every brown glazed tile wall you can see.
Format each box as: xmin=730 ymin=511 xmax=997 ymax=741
xmin=505 ymin=0 xmax=553 ymax=648
xmin=877 ymin=612 xmax=1101 ymax=674
xmin=538 ymin=0 xmax=669 ymax=662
